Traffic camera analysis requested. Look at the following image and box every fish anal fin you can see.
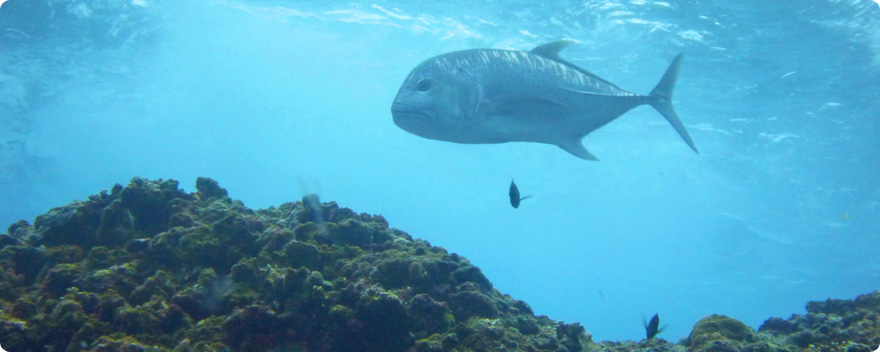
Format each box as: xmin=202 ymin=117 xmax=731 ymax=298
xmin=558 ymin=139 xmax=598 ymax=161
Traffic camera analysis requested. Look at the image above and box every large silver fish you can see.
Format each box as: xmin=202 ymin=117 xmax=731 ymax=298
xmin=390 ymin=40 xmax=698 ymax=160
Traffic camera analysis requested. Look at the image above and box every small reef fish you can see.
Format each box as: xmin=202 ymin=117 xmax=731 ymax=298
xmin=391 ymin=40 xmax=698 ymax=160
xmin=645 ymin=313 xmax=664 ymax=339
xmin=509 ymin=179 xmax=531 ymax=208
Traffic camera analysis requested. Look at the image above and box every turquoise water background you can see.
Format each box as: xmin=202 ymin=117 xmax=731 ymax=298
xmin=1 ymin=0 xmax=879 ymax=341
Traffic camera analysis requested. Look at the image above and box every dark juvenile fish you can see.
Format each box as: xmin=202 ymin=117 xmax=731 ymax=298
xmin=509 ymin=179 xmax=531 ymax=208
xmin=645 ymin=313 xmax=663 ymax=339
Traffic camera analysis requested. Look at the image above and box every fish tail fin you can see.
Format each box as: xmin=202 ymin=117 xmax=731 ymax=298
xmin=648 ymin=53 xmax=698 ymax=153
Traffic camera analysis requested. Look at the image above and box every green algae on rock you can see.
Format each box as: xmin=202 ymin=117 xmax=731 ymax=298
xmin=2 ymin=177 xmax=880 ymax=352
xmin=758 ymin=291 xmax=880 ymax=352
xmin=687 ymin=314 xmax=755 ymax=352
xmin=0 ymin=177 xmax=590 ymax=352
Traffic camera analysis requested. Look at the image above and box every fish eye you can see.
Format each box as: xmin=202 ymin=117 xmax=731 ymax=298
xmin=415 ymin=78 xmax=433 ymax=92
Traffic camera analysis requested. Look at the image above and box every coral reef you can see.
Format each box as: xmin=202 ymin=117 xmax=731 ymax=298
xmin=686 ymin=314 xmax=757 ymax=352
xmin=0 ymin=178 xmax=590 ymax=352
xmin=757 ymin=292 xmax=880 ymax=352
xmin=0 ymin=177 xmax=878 ymax=352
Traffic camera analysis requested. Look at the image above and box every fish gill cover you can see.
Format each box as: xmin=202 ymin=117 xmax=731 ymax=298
xmin=1 ymin=178 xmax=879 ymax=352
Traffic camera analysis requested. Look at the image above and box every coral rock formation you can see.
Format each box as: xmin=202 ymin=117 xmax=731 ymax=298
xmin=1 ymin=177 xmax=878 ymax=352
xmin=0 ymin=178 xmax=590 ymax=352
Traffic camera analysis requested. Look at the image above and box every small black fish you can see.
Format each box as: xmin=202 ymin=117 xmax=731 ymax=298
xmin=645 ymin=313 xmax=664 ymax=339
xmin=509 ymin=179 xmax=531 ymax=208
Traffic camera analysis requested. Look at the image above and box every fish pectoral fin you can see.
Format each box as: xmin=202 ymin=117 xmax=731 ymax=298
xmin=559 ymin=87 xmax=613 ymax=96
xmin=487 ymin=95 xmax=571 ymax=118
xmin=557 ymin=139 xmax=598 ymax=161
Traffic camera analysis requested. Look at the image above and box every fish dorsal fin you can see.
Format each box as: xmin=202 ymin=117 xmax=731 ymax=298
xmin=530 ymin=40 xmax=574 ymax=61
xmin=530 ymin=40 xmax=621 ymax=89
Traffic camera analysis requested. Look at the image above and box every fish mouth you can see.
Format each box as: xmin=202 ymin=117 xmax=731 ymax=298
xmin=391 ymin=104 xmax=434 ymax=126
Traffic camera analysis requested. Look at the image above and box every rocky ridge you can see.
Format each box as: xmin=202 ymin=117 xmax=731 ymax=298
xmin=0 ymin=177 xmax=877 ymax=352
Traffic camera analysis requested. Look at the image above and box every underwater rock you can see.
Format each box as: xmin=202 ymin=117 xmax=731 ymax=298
xmin=407 ymin=293 xmax=453 ymax=337
xmin=688 ymin=314 xmax=755 ymax=352
xmin=89 ymin=335 xmax=164 ymax=352
xmin=221 ymin=305 xmax=289 ymax=351
xmin=1 ymin=220 xmax=27 ymax=247
xmin=450 ymin=291 xmax=500 ymax=321
xmin=33 ymin=203 xmax=98 ymax=247
xmin=0 ymin=177 xmax=596 ymax=352
xmin=758 ymin=317 xmax=795 ymax=336
xmin=1 ymin=177 xmax=878 ymax=352
xmin=349 ymin=290 xmax=414 ymax=352
xmin=195 ymin=176 xmax=229 ymax=200
xmin=756 ymin=291 xmax=880 ymax=350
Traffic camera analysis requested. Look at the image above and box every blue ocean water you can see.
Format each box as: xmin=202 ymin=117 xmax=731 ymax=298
xmin=1 ymin=0 xmax=878 ymax=342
